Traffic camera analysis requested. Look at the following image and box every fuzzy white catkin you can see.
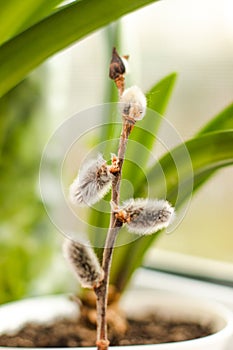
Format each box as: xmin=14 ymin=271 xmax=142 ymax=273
xmin=63 ymin=239 xmax=104 ymax=289
xmin=119 ymin=85 xmax=147 ymax=121
xmin=69 ymin=154 xmax=112 ymax=206
xmin=121 ymin=56 xmax=129 ymax=75
xmin=122 ymin=198 xmax=174 ymax=235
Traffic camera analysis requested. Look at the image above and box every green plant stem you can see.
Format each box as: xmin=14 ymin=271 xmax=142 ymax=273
xmin=94 ymin=117 xmax=134 ymax=350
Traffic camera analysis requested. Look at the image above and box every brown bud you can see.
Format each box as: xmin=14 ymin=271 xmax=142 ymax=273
xmin=109 ymin=47 xmax=126 ymax=80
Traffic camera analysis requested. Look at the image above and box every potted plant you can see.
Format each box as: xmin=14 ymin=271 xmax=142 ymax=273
xmin=0 ymin=289 xmax=233 ymax=349
xmin=0 ymin=48 xmax=233 ymax=349
xmin=0 ymin=1 xmax=233 ymax=349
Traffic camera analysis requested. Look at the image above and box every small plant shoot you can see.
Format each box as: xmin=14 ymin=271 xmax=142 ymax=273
xmin=64 ymin=48 xmax=174 ymax=350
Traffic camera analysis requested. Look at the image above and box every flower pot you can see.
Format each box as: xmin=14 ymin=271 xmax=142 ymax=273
xmin=0 ymin=286 xmax=233 ymax=350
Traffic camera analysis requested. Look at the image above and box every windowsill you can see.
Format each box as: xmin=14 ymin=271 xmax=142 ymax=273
xmin=144 ymin=249 xmax=233 ymax=287
xmin=132 ymin=250 xmax=233 ymax=312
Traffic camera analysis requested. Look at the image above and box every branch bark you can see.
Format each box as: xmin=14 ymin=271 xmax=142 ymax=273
xmin=94 ymin=117 xmax=134 ymax=350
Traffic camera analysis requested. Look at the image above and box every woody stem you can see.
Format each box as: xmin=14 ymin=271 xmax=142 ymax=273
xmin=94 ymin=118 xmax=134 ymax=350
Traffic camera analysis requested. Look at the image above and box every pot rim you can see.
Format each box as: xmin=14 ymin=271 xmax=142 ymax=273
xmin=0 ymin=290 xmax=233 ymax=349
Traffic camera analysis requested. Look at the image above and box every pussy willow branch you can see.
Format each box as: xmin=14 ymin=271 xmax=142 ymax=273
xmin=94 ymin=117 xmax=134 ymax=350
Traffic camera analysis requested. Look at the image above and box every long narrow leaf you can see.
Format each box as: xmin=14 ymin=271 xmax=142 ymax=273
xmin=184 ymin=102 xmax=233 ymax=204
xmin=147 ymin=131 xmax=233 ymax=203
xmin=110 ymin=101 xmax=233 ymax=290
xmin=196 ymin=102 xmax=233 ymax=135
xmin=0 ymin=0 xmax=61 ymax=45
xmin=146 ymin=73 xmax=177 ymax=114
xmin=0 ymin=0 xmax=159 ymax=97
xmin=122 ymin=73 xmax=177 ymax=192
xmin=16 ymin=0 xmax=65 ymax=35
xmin=111 ymin=130 xmax=233 ymax=291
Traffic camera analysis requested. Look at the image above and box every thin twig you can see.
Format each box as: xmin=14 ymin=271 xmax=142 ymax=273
xmin=94 ymin=116 xmax=134 ymax=350
xmin=94 ymin=47 xmax=136 ymax=350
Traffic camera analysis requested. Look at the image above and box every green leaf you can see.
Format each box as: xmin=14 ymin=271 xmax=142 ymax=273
xmin=111 ymin=130 xmax=233 ymax=291
xmin=147 ymin=130 xmax=233 ymax=203
xmin=16 ymin=0 xmax=65 ymax=35
xmin=0 ymin=0 xmax=159 ymax=97
xmin=186 ymin=102 xmax=233 ymax=202
xmin=0 ymin=0 xmax=63 ymax=45
xmin=121 ymin=73 xmax=177 ymax=192
xmin=146 ymin=73 xmax=177 ymax=114
xmin=0 ymin=0 xmax=35 ymax=43
xmin=196 ymin=102 xmax=233 ymax=135
xmin=110 ymin=101 xmax=233 ymax=290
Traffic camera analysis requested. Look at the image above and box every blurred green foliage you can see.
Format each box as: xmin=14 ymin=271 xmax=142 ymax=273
xmin=0 ymin=0 xmax=160 ymax=304
xmin=0 ymin=76 xmax=54 ymax=304
xmin=0 ymin=0 xmax=232 ymax=304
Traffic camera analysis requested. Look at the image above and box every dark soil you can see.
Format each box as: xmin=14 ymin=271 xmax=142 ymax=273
xmin=0 ymin=313 xmax=213 ymax=347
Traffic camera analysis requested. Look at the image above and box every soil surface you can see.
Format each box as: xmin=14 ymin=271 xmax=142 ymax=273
xmin=0 ymin=313 xmax=213 ymax=347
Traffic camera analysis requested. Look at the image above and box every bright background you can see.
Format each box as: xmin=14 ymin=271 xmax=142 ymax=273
xmin=46 ymin=0 xmax=233 ymax=261
xmin=0 ymin=0 xmax=233 ymax=303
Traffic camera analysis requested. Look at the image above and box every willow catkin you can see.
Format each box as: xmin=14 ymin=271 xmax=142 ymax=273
xmin=119 ymin=85 xmax=147 ymax=121
xmin=69 ymin=154 xmax=112 ymax=206
xmin=120 ymin=198 xmax=174 ymax=235
xmin=63 ymin=239 xmax=104 ymax=289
